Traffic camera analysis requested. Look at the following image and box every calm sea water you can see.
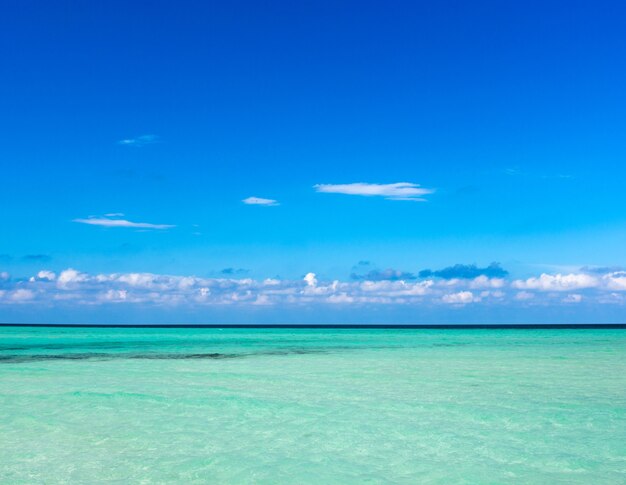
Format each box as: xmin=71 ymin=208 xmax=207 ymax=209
xmin=1 ymin=327 xmax=625 ymax=484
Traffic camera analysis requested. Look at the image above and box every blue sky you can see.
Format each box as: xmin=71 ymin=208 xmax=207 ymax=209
xmin=1 ymin=0 xmax=626 ymax=323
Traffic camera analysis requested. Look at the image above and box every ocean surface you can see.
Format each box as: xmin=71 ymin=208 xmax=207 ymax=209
xmin=1 ymin=327 xmax=625 ymax=484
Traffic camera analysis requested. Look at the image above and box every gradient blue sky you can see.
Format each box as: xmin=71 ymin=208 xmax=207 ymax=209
xmin=1 ymin=0 xmax=626 ymax=323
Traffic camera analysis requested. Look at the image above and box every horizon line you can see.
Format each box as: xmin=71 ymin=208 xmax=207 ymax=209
xmin=1 ymin=323 xmax=625 ymax=329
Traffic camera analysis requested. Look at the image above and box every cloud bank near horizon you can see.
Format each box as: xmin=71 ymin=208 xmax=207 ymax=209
xmin=1 ymin=267 xmax=624 ymax=310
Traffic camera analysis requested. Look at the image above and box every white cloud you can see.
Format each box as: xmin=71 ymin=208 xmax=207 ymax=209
xmin=29 ymin=270 xmax=56 ymax=282
xmin=512 ymin=273 xmax=598 ymax=292
xmin=360 ymin=280 xmax=432 ymax=296
xmin=74 ymin=216 xmax=174 ymax=229
xmin=603 ymin=272 xmax=626 ymax=291
xmin=515 ymin=291 xmax=535 ymax=301
xmin=469 ymin=275 xmax=505 ymax=289
xmin=0 ymin=271 xmax=9 ymax=281
xmin=442 ymin=291 xmax=478 ymax=304
xmin=38 ymin=270 xmax=56 ymax=281
xmin=314 ymin=182 xmax=434 ymax=201
xmin=99 ymin=289 xmax=128 ymax=302
xmin=117 ymin=134 xmax=159 ymax=146
xmin=327 ymin=293 xmax=354 ymax=304
xmin=115 ymin=273 xmax=159 ymax=288
xmin=242 ymin=197 xmax=279 ymax=206
xmin=304 ymin=273 xmax=318 ymax=287
xmin=57 ymin=268 xmax=88 ymax=289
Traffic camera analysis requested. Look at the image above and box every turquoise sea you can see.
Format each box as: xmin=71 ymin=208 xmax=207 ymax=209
xmin=1 ymin=326 xmax=625 ymax=484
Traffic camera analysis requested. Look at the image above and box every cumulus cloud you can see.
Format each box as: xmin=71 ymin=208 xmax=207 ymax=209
xmin=29 ymin=270 xmax=56 ymax=282
xmin=117 ymin=134 xmax=159 ymax=147
xmin=442 ymin=291 xmax=478 ymax=304
xmin=469 ymin=275 xmax=505 ymax=289
xmin=314 ymin=182 xmax=434 ymax=201
xmin=304 ymin=273 xmax=318 ymax=287
xmin=419 ymin=262 xmax=508 ymax=279
xmin=57 ymin=268 xmax=88 ymax=288
xmin=242 ymin=197 xmax=279 ymax=206
xmin=602 ymin=272 xmax=626 ymax=291
xmin=512 ymin=273 xmax=598 ymax=292
xmin=359 ymin=279 xmax=433 ymax=297
xmin=99 ymin=289 xmax=128 ymax=302
xmin=74 ymin=215 xmax=174 ymax=230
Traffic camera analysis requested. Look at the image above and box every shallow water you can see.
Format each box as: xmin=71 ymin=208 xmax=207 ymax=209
xmin=1 ymin=327 xmax=625 ymax=484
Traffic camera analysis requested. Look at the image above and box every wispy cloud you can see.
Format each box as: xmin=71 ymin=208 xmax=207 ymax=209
xmin=22 ymin=254 xmax=52 ymax=262
xmin=117 ymin=134 xmax=159 ymax=147
xmin=504 ymin=167 xmax=573 ymax=180
xmin=73 ymin=215 xmax=174 ymax=230
xmin=242 ymin=197 xmax=279 ymax=206
xmin=314 ymin=182 xmax=434 ymax=201
xmin=504 ymin=167 xmax=523 ymax=176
